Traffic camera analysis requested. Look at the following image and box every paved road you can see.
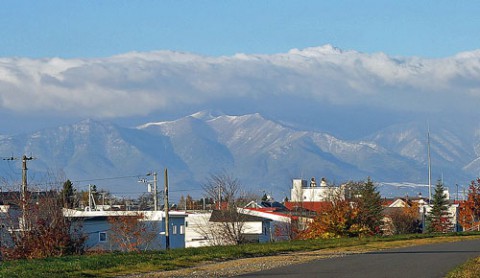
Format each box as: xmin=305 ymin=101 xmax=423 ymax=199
xmin=238 ymin=239 xmax=480 ymax=278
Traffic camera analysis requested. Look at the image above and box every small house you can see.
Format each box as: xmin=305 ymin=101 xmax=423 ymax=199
xmin=63 ymin=209 xmax=187 ymax=251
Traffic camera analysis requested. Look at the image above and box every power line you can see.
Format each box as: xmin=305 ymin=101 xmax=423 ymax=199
xmin=170 ymin=188 xmax=203 ymax=193
xmin=1 ymin=166 xmax=205 ymax=196
xmin=72 ymin=174 xmax=141 ymax=183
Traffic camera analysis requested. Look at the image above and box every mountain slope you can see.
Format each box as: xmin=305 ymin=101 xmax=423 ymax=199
xmin=139 ymin=115 xmax=234 ymax=181
xmin=0 ymin=112 xmax=477 ymax=199
xmin=0 ymin=120 xmax=190 ymax=194
xmin=367 ymin=121 xmax=476 ymax=183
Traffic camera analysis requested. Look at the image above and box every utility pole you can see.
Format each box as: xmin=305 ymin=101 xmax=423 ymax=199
xmin=21 ymin=155 xmax=34 ymax=230
xmin=153 ymin=171 xmax=158 ymax=211
xmin=3 ymin=155 xmax=35 ymax=230
xmin=164 ymin=168 xmax=170 ymax=250
xmin=101 ymin=192 xmax=106 ymax=206
xmin=88 ymin=184 xmax=95 ymax=211
xmin=456 ymin=184 xmax=459 ymax=202
xmin=217 ymin=184 xmax=222 ymax=210
xmin=139 ymin=172 xmax=158 ymax=211
xmin=88 ymin=184 xmax=91 ymax=210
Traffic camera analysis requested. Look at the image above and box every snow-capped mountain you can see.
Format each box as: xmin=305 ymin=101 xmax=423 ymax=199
xmin=0 ymin=120 xmax=191 ymax=196
xmin=0 ymin=112 xmax=478 ymax=200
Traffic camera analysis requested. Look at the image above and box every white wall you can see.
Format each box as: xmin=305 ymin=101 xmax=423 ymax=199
xmin=185 ymin=213 xmax=212 ymax=248
xmin=239 ymin=208 xmax=292 ymax=242
xmin=185 ymin=212 xmax=271 ymax=247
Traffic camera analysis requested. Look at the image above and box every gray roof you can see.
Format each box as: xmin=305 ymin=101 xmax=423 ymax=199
xmin=209 ymin=209 xmax=271 ymax=223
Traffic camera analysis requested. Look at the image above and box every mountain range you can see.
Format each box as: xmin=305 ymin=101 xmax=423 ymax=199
xmin=0 ymin=111 xmax=478 ymax=201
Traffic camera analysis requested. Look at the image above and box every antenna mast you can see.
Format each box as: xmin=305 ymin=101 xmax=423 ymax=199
xmin=427 ymin=125 xmax=432 ymax=204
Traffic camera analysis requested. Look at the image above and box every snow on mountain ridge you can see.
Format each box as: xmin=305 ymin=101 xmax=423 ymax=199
xmin=1 ymin=111 xmax=479 ymax=198
xmin=190 ymin=110 xmax=224 ymax=120
xmin=208 ymin=113 xmax=294 ymax=154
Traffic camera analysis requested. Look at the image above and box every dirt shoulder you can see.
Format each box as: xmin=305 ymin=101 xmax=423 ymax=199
xmin=124 ymin=236 xmax=480 ymax=278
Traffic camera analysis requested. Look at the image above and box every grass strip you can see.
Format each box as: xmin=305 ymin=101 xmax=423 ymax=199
xmin=1 ymin=232 xmax=479 ymax=277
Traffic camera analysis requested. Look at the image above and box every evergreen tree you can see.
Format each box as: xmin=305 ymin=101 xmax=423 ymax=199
xmin=61 ymin=179 xmax=75 ymax=209
xmin=261 ymin=193 xmax=268 ymax=202
xmin=348 ymin=177 xmax=384 ymax=235
xmin=427 ymin=180 xmax=452 ymax=233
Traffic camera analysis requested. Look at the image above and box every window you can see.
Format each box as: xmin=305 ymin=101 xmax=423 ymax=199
xmin=172 ymin=225 xmax=177 ymax=235
xmin=99 ymin=232 xmax=107 ymax=242
xmin=180 ymin=224 xmax=185 ymax=235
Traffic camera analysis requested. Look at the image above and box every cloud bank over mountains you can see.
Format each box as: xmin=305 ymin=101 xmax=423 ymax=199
xmin=1 ymin=44 xmax=480 ymax=131
xmin=1 ymin=45 xmax=480 ymax=196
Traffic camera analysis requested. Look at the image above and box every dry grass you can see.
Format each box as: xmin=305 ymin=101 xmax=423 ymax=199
xmin=447 ymin=257 xmax=480 ymax=278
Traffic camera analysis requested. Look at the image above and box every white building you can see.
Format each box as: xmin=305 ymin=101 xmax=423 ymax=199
xmin=239 ymin=207 xmax=296 ymax=242
xmin=290 ymin=178 xmax=345 ymax=202
xmin=184 ymin=210 xmax=273 ymax=247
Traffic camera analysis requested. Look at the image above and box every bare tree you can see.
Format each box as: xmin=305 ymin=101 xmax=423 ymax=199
xmin=272 ymin=216 xmax=300 ymax=241
xmin=202 ymin=172 xmax=247 ymax=209
xmin=189 ymin=213 xmax=224 ymax=246
xmin=1 ymin=187 xmax=85 ymax=260
xmin=388 ymin=205 xmax=422 ymax=235
xmin=198 ymin=173 xmax=253 ymax=245
xmin=107 ymin=212 xmax=158 ymax=252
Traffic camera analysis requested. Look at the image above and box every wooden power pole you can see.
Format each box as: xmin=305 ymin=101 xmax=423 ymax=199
xmin=3 ymin=155 xmax=35 ymax=230
xmin=164 ymin=168 xmax=170 ymax=250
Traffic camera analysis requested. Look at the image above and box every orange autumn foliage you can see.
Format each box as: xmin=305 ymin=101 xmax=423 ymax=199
xmin=298 ymin=195 xmax=361 ymax=239
xmin=458 ymin=178 xmax=480 ymax=231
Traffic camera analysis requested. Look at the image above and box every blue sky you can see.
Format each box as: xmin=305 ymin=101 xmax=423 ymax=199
xmin=1 ymin=1 xmax=479 ymax=58
xmin=0 ymin=1 xmax=480 ymax=136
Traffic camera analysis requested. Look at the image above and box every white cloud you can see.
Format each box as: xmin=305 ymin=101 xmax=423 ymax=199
xmin=0 ymin=45 xmax=479 ymax=120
